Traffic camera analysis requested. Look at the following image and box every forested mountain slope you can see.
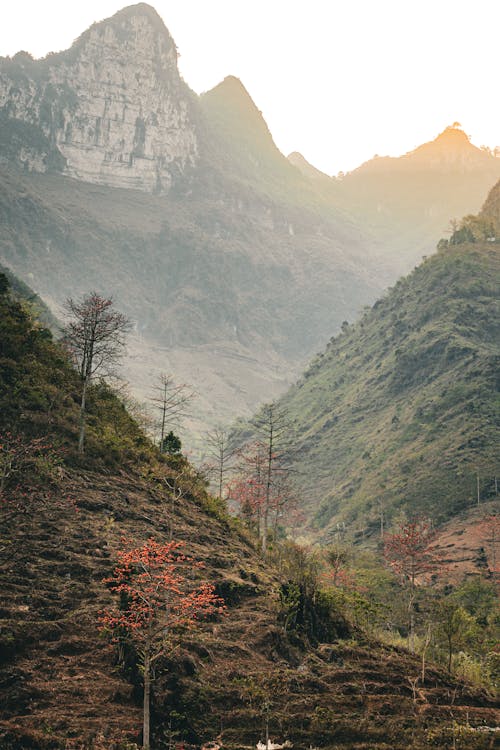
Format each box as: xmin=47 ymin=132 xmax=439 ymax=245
xmin=242 ymin=201 xmax=500 ymax=540
xmin=0 ymin=262 xmax=59 ymax=330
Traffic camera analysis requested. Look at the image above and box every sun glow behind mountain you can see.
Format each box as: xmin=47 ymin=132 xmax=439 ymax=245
xmin=1 ymin=0 xmax=499 ymax=174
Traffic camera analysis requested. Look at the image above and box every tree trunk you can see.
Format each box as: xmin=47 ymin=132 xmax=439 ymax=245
xmin=143 ymin=652 xmax=151 ymax=749
xmin=160 ymin=387 xmax=167 ymax=453
xmin=218 ymin=460 xmax=223 ymax=500
xmin=273 ymin=507 xmax=279 ymax=542
xmin=78 ymin=377 xmax=88 ymax=455
xmin=421 ymin=623 xmax=431 ymax=683
xmin=262 ymin=420 xmax=274 ymax=557
xmin=408 ymin=583 xmax=415 ymax=654
xmin=262 ymin=508 xmax=268 ymax=555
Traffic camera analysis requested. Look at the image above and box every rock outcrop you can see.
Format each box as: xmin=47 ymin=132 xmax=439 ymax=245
xmin=0 ymin=4 xmax=198 ymax=192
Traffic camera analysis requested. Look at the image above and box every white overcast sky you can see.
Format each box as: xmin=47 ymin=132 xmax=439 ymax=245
xmin=1 ymin=1 xmax=499 ymax=174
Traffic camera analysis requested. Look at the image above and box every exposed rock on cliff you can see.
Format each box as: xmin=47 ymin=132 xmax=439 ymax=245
xmin=0 ymin=4 xmax=198 ymax=192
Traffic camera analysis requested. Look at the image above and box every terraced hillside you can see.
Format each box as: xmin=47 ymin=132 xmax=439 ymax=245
xmin=1 ymin=274 xmax=498 ymax=749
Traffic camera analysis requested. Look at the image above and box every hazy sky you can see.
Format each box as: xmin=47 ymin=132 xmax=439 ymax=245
xmin=2 ymin=1 xmax=499 ymax=174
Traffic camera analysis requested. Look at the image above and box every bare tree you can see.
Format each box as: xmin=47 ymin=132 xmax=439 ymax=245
xmin=150 ymin=373 xmax=195 ymax=453
xmin=252 ymin=401 xmax=294 ymax=554
xmin=63 ymin=292 xmax=130 ymax=454
xmin=204 ymin=426 xmax=237 ymax=500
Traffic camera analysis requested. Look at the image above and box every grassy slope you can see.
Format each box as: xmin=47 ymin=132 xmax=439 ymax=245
xmin=0 ymin=277 xmax=154 ymax=466
xmin=254 ymin=241 xmax=499 ymax=540
xmin=1 ymin=278 xmax=498 ymax=750
xmin=0 ymin=262 xmax=59 ymax=331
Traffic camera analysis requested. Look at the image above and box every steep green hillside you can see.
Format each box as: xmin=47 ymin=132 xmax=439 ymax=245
xmin=246 ymin=239 xmax=499 ymax=540
xmin=475 ymin=178 xmax=500 ymax=235
xmin=0 ymin=273 xmax=153 ymax=465
xmin=0 ymin=262 xmax=59 ymax=331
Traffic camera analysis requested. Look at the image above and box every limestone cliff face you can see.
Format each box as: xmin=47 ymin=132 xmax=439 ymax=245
xmin=0 ymin=4 xmax=198 ymax=192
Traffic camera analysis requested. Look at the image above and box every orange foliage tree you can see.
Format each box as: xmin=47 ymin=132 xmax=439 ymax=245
xmin=99 ymin=538 xmax=224 ymax=750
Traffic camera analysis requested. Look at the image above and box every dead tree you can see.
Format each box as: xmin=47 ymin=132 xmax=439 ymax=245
xmin=63 ymin=292 xmax=130 ymax=454
xmin=205 ymin=426 xmax=237 ymax=500
xmin=252 ymin=401 xmax=294 ymax=554
xmin=150 ymin=373 xmax=195 ymax=453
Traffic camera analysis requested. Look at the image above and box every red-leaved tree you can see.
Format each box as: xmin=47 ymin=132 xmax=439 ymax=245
xmin=384 ymin=518 xmax=441 ymax=652
xmin=229 ymin=440 xmax=297 ymax=552
xmin=99 ymin=538 xmax=224 ymax=750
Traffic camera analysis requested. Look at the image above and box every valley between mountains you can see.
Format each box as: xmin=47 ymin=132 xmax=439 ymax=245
xmin=0 ymin=3 xmax=499 ymax=750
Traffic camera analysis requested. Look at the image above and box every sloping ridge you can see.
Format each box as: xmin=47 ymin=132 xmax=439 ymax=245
xmin=316 ymin=127 xmax=500 ymax=273
xmin=350 ymin=127 xmax=497 ymax=175
xmin=241 ymin=184 xmax=500 ymax=540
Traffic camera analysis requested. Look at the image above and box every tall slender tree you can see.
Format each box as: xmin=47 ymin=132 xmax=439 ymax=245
xmin=252 ymin=402 xmax=293 ymax=554
xmin=384 ymin=519 xmax=441 ymax=652
xmin=63 ymin=293 xmax=130 ymax=454
xmin=204 ymin=426 xmax=237 ymax=500
xmin=149 ymin=373 xmax=194 ymax=453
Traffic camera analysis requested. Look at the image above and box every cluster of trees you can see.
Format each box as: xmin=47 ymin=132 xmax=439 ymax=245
xmin=329 ymin=517 xmax=499 ymax=686
xmin=253 ymin=506 xmax=498 ymax=692
xmin=202 ymin=402 xmax=300 ymax=555
xmin=437 ymin=215 xmax=498 ymax=249
xmin=62 ymin=291 xmax=195 ymax=457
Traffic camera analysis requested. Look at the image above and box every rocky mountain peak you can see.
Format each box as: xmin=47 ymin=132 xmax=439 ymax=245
xmin=203 ymin=76 xmax=267 ymax=129
xmin=110 ymin=2 xmax=168 ymax=27
xmin=434 ymin=125 xmax=471 ymax=145
xmin=0 ymin=4 xmax=199 ymax=193
xmin=407 ymin=125 xmax=494 ymax=169
xmin=200 ymin=75 xmax=293 ymax=179
xmin=74 ymin=3 xmax=177 ymax=63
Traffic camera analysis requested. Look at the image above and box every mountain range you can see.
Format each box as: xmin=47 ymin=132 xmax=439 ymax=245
xmin=1 ymin=7 xmax=499 ymax=745
xmin=291 ymin=125 xmax=500 ymax=273
xmin=1 ymin=4 xmax=499 ymax=443
xmin=0 ymin=4 xmax=379 ymax=438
